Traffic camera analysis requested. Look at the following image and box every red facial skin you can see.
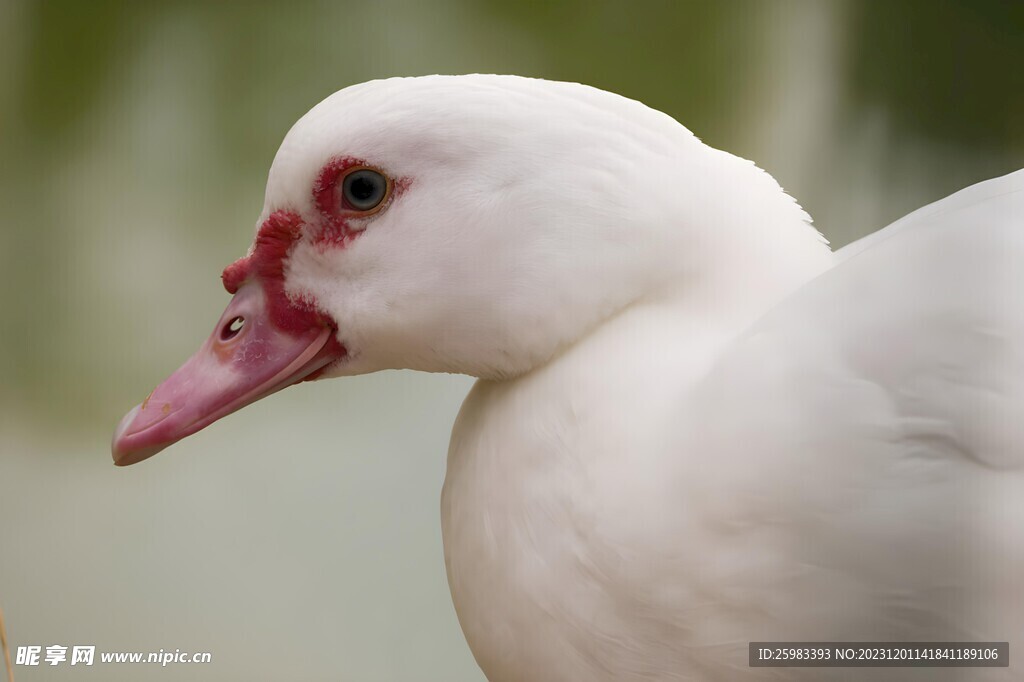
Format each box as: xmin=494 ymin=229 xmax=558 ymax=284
xmin=223 ymin=211 xmax=325 ymax=328
xmin=111 ymin=156 xmax=407 ymax=464
xmin=310 ymin=155 xmax=409 ymax=247
xmin=219 ymin=210 xmax=346 ymax=382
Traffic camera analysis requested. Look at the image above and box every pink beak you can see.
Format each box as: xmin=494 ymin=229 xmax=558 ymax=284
xmin=112 ymin=282 xmax=340 ymax=466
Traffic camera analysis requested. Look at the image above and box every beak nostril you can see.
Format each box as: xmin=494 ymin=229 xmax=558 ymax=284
xmin=220 ymin=316 xmax=245 ymax=341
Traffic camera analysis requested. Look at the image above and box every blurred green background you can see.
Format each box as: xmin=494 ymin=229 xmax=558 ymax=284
xmin=1 ymin=0 xmax=1021 ymax=679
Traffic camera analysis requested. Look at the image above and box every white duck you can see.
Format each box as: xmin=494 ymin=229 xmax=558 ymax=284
xmin=113 ymin=75 xmax=1024 ymax=681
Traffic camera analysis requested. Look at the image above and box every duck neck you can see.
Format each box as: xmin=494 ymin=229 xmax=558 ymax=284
xmin=532 ymin=213 xmax=835 ymax=393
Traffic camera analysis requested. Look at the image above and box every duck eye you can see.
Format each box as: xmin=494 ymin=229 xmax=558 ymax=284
xmin=342 ymin=168 xmax=388 ymax=212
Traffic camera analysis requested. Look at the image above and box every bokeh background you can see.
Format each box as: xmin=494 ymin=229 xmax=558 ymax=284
xmin=1 ymin=1 xmax=1022 ymax=679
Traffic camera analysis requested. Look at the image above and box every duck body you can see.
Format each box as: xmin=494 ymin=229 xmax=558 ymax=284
xmin=110 ymin=75 xmax=1024 ymax=681
xmin=443 ymin=170 xmax=1024 ymax=681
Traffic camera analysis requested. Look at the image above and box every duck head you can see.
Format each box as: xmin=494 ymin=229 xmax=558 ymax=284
xmin=112 ymin=75 xmax=825 ymax=465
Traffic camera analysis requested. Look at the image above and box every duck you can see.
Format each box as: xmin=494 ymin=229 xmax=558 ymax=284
xmin=112 ymin=74 xmax=1024 ymax=681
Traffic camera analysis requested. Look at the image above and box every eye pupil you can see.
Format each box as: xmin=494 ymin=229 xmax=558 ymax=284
xmin=350 ymin=176 xmax=375 ymax=200
xmin=342 ymin=169 xmax=387 ymax=211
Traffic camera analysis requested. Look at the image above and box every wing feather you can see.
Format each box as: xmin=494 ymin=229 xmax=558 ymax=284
xmin=676 ymin=170 xmax=1024 ymax=663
